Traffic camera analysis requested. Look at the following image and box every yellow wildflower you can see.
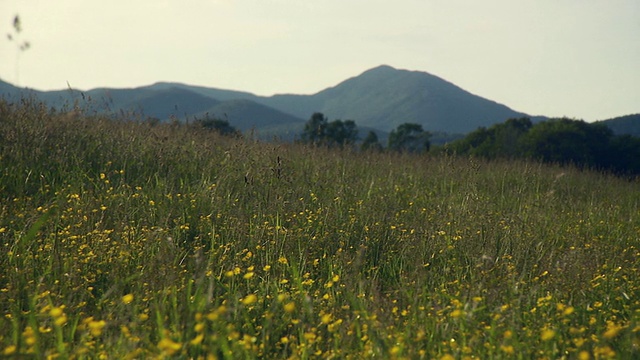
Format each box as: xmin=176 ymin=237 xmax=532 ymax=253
xmin=500 ymin=345 xmax=514 ymax=354
xmin=158 ymin=338 xmax=182 ymax=356
xmin=122 ymin=294 xmax=134 ymax=304
xmin=603 ymin=321 xmax=624 ymax=339
xmin=242 ymin=294 xmax=258 ymax=305
xmin=3 ymin=345 xmax=17 ymax=356
xmin=283 ymin=302 xmax=296 ymax=313
xmin=541 ymin=328 xmax=556 ymax=341
xmin=578 ymin=351 xmax=591 ymax=360
xmin=88 ymin=319 xmax=107 ymax=337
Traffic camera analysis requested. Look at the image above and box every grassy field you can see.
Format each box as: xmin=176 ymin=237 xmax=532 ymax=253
xmin=0 ymin=99 xmax=638 ymax=359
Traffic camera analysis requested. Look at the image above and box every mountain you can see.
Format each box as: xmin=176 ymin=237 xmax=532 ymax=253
xmin=0 ymin=79 xmax=17 ymax=96
xmin=598 ymin=114 xmax=640 ymax=137
xmin=147 ymin=82 xmax=260 ymax=102
xmin=260 ymin=65 xmax=531 ymax=134
xmin=195 ymin=99 xmax=305 ymax=135
xmin=0 ymin=66 xmax=562 ymax=138
xmin=119 ymin=87 xmax=221 ymax=120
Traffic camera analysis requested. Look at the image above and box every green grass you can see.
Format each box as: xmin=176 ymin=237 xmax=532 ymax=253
xmin=0 ymin=99 xmax=639 ymax=359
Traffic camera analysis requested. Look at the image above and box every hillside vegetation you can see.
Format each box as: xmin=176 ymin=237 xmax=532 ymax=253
xmin=445 ymin=117 xmax=640 ymax=176
xmin=0 ymin=99 xmax=638 ymax=359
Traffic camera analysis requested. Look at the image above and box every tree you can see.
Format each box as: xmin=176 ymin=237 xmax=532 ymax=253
xmin=325 ymin=119 xmax=358 ymax=147
xmin=520 ymin=118 xmax=612 ymax=167
xmin=300 ymin=113 xmax=359 ymax=147
xmin=361 ymin=130 xmax=383 ymax=152
xmin=192 ymin=114 xmax=240 ymax=136
xmin=301 ymin=112 xmax=328 ymax=144
xmin=448 ymin=117 xmax=532 ymax=158
xmin=388 ymin=123 xmax=431 ymax=153
xmin=609 ymin=135 xmax=640 ymax=176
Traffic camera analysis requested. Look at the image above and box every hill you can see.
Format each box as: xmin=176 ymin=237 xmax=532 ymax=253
xmin=194 ymin=99 xmax=305 ymax=136
xmin=598 ymin=113 xmax=640 ymax=137
xmin=120 ymin=87 xmax=221 ymax=120
xmin=262 ymin=65 xmax=530 ymax=134
xmin=1 ymin=67 xmax=536 ymax=136
xmin=4 ymin=67 xmax=636 ymax=138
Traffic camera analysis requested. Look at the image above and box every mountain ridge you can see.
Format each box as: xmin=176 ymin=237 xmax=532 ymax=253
xmin=1 ymin=66 xmax=637 ymax=139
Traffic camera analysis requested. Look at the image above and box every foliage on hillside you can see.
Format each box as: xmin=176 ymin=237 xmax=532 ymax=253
xmin=446 ymin=117 xmax=640 ymax=176
xmin=1 ymin=99 xmax=639 ymax=359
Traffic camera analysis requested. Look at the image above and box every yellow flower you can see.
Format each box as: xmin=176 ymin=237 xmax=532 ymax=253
xmin=594 ymin=346 xmax=615 ymax=358
xmin=603 ymin=321 xmax=623 ymax=339
xmin=158 ymin=338 xmax=182 ymax=356
xmin=578 ymin=350 xmax=591 ymax=360
xmin=23 ymin=326 xmax=36 ymax=345
xmin=541 ymin=328 xmax=556 ymax=341
xmin=450 ymin=309 xmax=465 ymax=319
xmin=190 ymin=334 xmax=204 ymax=346
xmin=194 ymin=322 xmax=205 ymax=333
xmin=503 ymin=330 xmax=513 ymax=339
xmin=573 ymin=337 xmax=586 ymax=347
xmin=55 ymin=315 xmax=68 ymax=326
xmin=3 ymin=345 xmax=17 ymax=356
xmin=563 ymin=306 xmax=575 ymax=316
xmin=500 ymin=345 xmax=514 ymax=354
xmin=283 ymin=302 xmax=296 ymax=313
xmin=242 ymin=294 xmax=258 ymax=305
xmin=328 ymin=319 xmax=343 ymax=333
xmin=49 ymin=306 xmax=64 ymax=318
xmin=440 ymin=355 xmax=455 ymax=360
xmin=88 ymin=319 xmax=107 ymax=337
xmin=122 ymin=294 xmax=134 ymax=304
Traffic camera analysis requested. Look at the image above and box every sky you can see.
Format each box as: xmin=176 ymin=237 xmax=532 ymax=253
xmin=1 ymin=0 xmax=639 ymax=122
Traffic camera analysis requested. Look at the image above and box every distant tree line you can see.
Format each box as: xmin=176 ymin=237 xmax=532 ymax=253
xmin=299 ymin=112 xmax=431 ymax=153
xmin=190 ymin=113 xmax=240 ymax=136
xmin=198 ymin=111 xmax=640 ymax=177
xmin=445 ymin=117 xmax=640 ymax=176
xmin=299 ymin=113 xmax=640 ymax=176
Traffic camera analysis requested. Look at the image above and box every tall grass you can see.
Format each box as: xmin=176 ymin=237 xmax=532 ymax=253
xmin=1 ymin=98 xmax=638 ymax=359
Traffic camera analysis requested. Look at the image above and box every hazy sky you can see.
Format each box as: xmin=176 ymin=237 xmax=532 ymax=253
xmin=1 ymin=0 xmax=639 ymax=121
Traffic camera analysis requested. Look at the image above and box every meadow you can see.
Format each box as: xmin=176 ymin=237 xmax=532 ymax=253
xmin=0 ymin=99 xmax=638 ymax=359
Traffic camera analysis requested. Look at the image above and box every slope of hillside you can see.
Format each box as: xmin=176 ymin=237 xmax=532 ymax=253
xmin=6 ymin=66 xmax=630 ymax=138
xmin=119 ymin=87 xmax=221 ymax=120
xmin=287 ymin=65 xmax=528 ymax=133
xmin=196 ymin=99 xmax=304 ymax=133
xmin=147 ymin=82 xmax=260 ymax=102
xmin=0 ymin=79 xmax=17 ymax=96
xmin=598 ymin=114 xmax=640 ymax=137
